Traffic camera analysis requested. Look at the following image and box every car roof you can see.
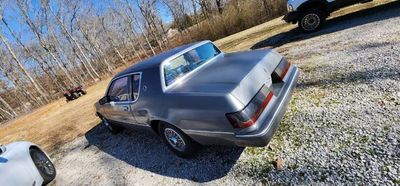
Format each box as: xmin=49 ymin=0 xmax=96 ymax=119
xmin=115 ymin=40 xmax=210 ymax=78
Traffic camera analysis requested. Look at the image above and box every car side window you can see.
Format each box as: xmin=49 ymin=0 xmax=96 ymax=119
xmin=107 ymin=77 xmax=129 ymax=102
xmin=131 ymin=74 xmax=141 ymax=101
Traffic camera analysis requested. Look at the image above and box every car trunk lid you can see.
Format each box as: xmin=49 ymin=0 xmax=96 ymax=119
xmin=167 ymin=49 xmax=283 ymax=105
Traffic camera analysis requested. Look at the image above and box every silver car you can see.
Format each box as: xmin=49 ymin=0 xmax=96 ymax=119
xmin=95 ymin=41 xmax=299 ymax=157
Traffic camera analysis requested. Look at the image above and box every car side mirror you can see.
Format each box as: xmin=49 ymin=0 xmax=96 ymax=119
xmin=0 ymin=145 xmax=6 ymax=155
xmin=99 ymin=96 xmax=108 ymax=105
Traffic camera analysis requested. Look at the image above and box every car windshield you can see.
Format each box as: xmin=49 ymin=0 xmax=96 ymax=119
xmin=163 ymin=42 xmax=221 ymax=86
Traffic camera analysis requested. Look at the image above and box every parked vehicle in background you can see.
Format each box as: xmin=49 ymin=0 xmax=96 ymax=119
xmin=284 ymin=0 xmax=373 ymax=32
xmin=64 ymin=85 xmax=87 ymax=102
xmin=0 ymin=142 xmax=56 ymax=185
xmin=95 ymin=41 xmax=299 ymax=158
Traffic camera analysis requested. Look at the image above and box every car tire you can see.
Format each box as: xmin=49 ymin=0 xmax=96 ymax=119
xmin=298 ymin=9 xmax=326 ymax=33
xmin=72 ymin=92 xmax=80 ymax=99
xmin=159 ymin=123 xmax=198 ymax=158
xmin=102 ymin=117 xmax=123 ymax=134
xmin=29 ymin=148 xmax=56 ymax=185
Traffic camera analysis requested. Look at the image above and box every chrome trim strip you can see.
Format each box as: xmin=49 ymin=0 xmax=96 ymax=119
xmin=182 ymin=129 xmax=234 ymax=135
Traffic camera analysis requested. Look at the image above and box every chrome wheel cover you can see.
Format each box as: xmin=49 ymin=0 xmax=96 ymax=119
xmin=301 ymin=13 xmax=321 ymax=31
xmin=164 ymin=128 xmax=186 ymax=151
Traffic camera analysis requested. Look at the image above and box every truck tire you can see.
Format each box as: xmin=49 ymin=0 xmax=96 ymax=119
xmin=72 ymin=92 xmax=80 ymax=99
xmin=298 ymin=9 xmax=326 ymax=33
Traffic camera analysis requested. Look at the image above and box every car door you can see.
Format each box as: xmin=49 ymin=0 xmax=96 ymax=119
xmin=102 ymin=75 xmax=136 ymax=125
xmin=130 ymin=73 xmax=149 ymax=126
xmin=329 ymin=0 xmax=361 ymax=11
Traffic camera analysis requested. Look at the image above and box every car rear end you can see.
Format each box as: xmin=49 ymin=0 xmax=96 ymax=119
xmin=226 ymin=52 xmax=299 ymax=147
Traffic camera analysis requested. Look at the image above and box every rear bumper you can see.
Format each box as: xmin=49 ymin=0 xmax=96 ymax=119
xmin=233 ymin=66 xmax=299 ymax=147
xmin=283 ymin=11 xmax=300 ymax=23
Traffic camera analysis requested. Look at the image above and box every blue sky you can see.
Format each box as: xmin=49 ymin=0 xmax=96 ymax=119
xmin=1 ymin=0 xmax=174 ymax=43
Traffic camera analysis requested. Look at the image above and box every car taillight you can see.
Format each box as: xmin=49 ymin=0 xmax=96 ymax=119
xmin=274 ymin=58 xmax=291 ymax=80
xmin=226 ymin=85 xmax=274 ymax=129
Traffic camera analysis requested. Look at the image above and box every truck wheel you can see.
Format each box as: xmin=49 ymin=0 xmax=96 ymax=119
xmin=298 ymin=9 xmax=326 ymax=33
xmin=102 ymin=117 xmax=122 ymax=134
xmin=81 ymin=90 xmax=87 ymax=95
xmin=159 ymin=123 xmax=197 ymax=158
xmin=72 ymin=92 xmax=80 ymax=99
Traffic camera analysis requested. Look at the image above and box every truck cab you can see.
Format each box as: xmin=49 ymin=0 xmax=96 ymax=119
xmin=284 ymin=0 xmax=373 ymax=32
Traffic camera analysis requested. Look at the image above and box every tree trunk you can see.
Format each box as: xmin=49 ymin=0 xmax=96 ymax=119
xmin=125 ymin=0 xmax=156 ymax=55
xmin=1 ymin=18 xmax=68 ymax=92
xmin=15 ymin=3 xmax=80 ymax=85
xmin=0 ymin=96 xmax=17 ymax=117
xmin=191 ymin=0 xmax=200 ymax=28
xmin=47 ymin=6 xmax=101 ymax=80
xmin=77 ymin=24 xmax=115 ymax=72
xmin=216 ymin=0 xmax=223 ymax=14
xmin=0 ymin=32 xmax=50 ymax=103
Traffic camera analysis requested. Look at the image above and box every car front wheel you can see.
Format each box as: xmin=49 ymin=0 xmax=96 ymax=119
xmin=298 ymin=9 xmax=326 ymax=32
xmin=30 ymin=148 xmax=56 ymax=185
xmin=159 ymin=123 xmax=197 ymax=158
xmin=102 ymin=117 xmax=122 ymax=134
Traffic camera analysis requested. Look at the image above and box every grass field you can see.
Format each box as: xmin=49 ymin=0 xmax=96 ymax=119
xmin=0 ymin=0 xmax=393 ymax=154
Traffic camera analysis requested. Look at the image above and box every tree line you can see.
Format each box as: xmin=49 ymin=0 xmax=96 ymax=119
xmin=0 ymin=0 xmax=286 ymax=123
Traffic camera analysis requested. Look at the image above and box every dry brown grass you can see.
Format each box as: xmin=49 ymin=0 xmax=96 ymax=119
xmin=0 ymin=0 xmax=393 ymax=154
xmin=0 ymin=79 xmax=110 ymax=152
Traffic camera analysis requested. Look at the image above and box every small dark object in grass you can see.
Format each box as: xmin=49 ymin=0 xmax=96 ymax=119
xmin=64 ymin=85 xmax=87 ymax=102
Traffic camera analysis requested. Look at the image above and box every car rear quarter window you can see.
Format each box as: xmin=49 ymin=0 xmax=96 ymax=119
xmin=107 ymin=76 xmax=129 ymax=102
xmin=163 ymin=42 xmax=221 ymax=86
xmin=132 ymin=74 xmax=141 ymax=101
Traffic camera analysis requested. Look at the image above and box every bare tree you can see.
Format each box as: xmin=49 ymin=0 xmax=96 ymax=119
xmin=121 ymin=0 xmax=156 ymax=55
xmin=0 ymin=95 xmax=17 ymax=118
xmin=1 ymin=18 xmax=67 ymax=92
xmin=136 ymin=0 xmax=165 ymax=51
xmin=44 ymin=1 xmax=101 ymax=80
xmin=0 ymin=30 xmax=50 ymax=103
xmin=215 ymin=0 xmax=224 ymax=14
xmin=16 ymin=0 xmax=81 ymax=85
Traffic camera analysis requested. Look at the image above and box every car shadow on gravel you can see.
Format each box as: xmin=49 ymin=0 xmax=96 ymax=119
xmin=85 ymin=123 xmax=244 ymax=183
xmin=251 ymin=1 xmax=400 ymax=49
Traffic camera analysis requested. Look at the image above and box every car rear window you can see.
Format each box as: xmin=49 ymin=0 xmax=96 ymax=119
xmin=163 ymin=42 xmax=221 ymax=86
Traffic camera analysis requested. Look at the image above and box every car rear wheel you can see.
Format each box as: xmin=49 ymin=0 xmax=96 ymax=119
xmin=159 ymin=123 xmax=197 ymax=158
xmin=30 ymin=148 xmax=56 ymax=185
xmin=102 ymin=117 xmax=123 ymax=134
xmin=298 ymin=9 xmax=326 ymax=32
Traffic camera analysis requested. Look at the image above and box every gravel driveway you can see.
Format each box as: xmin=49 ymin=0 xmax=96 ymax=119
xmin=52 ymin=3 xmax=400 ymax=185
